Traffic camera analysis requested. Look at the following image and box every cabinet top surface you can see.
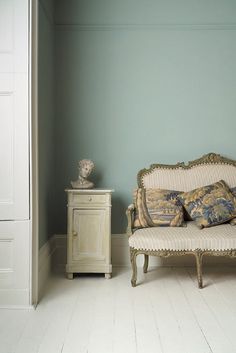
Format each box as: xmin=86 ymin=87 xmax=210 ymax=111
xmin=65 ymin=188 xmax=114 ymax=194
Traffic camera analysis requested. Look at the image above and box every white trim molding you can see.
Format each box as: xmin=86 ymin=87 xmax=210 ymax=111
xmin=40 ymin=234 xmax=236 ymax=278
xmin=38 ymin=231 xmax=236 ymax=299
xmin=38 ymin=237 xmax=55 ymax=300
xmin=37 ymin=232 xmax=236 ymax=301
xmin=30 ymin=0 xmax=39 ymax=309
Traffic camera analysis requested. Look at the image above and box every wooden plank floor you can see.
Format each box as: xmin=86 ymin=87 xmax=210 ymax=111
xmin=1 ymin=266 xmax=236 ymax=353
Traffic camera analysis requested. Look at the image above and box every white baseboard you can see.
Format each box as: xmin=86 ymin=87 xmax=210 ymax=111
xmin=51 ymin=233 xmax=236 ymax=273
xmin=39 ymin=233 xmax=236 ymax=286
xmin=38 ymin=237 xmax=55 ymax=300
xmin=52 ymin=233 xmax=157 ymax=272
xmin=38 ymin=233 xmax=236 ymax=297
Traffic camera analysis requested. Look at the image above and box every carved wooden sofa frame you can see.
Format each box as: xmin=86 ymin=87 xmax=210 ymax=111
xmin=126 ymin=153 xmax=236 ymax=288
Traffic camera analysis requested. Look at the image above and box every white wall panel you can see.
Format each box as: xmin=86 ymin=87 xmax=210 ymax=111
xmin=0 ymin=94 xmax=14 ymax=208
xmin=0 ymin=221 xmax=30 ymax=307
xmin=0 ymin=0 xmax=13 ymax=53
xmin=0 ymin=0 xmax=31 ymax=306
xmin=0 ymin=0 xmax=29 ymax=221
xmin=0 ymin=74 xmax=29 ymax=220
xmin=14 ymin=0 xmax=28 ymax=72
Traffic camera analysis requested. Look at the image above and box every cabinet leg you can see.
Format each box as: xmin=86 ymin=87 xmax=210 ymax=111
xmin=105 ymin=273 xmax=112 ymax=279
xmin=67 ymin=272 xmax=73 ymax=280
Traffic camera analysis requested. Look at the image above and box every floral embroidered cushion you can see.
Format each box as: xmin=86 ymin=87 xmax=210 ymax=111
xmin=133 ymin=188 xmax=184 ymax=228
xmin=178 ymin=180 xmax=236 ymax=229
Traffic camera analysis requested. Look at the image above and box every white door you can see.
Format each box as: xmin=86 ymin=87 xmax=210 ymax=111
xmin=0 ymin=0 xmax=31 ymax=307
xmin=0 ymin=221 xmax=30 ymax=306
xmin=0 ymin=0 xmax=29 ymax=220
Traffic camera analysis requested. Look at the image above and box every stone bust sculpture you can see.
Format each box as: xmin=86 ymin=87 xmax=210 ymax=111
xmin=71 ymin=159 xmax=95 ymax=189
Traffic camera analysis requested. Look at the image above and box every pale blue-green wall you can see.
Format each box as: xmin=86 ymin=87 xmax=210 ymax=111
xmin=38 ymin=0 xmax=55 ymax=248
xmin=54 ymin=0 xmax=236 ymax=235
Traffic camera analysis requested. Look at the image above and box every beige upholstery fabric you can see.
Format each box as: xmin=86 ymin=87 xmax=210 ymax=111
xmin=129 ymin=222 xmax=236 ymax=251
xmin=142 ymin=165 xmax=236 ymax=190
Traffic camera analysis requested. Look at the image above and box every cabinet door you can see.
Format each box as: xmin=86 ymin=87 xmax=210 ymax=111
xmin=72 ymin=209 xmax=106 ymax=262
xmin=0 ymin=0 xmax=29 ymax=220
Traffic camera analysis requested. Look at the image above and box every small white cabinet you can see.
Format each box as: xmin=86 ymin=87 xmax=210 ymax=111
xmin=66 ymin=189 xmax=113 ymax=279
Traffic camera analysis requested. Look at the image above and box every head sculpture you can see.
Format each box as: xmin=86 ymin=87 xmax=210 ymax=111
xmin=71 ymin=159 xmax=95 ymax=189
xmin=78 ymin=159 xmax=95 ymax=179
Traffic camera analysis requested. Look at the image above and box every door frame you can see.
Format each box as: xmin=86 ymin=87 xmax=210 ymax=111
xmin=30 ymin=0 xmax=39 ymax=307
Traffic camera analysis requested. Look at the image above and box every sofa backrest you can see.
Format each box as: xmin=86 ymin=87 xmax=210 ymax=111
xmin=138 ymin=153 xmax=236 ymax=191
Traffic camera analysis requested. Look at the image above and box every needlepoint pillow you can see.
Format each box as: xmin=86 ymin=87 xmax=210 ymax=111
xmin=133 ymin=188 xmax=184 ymax=228
xmin=178 ymin=180 xmax=236 ymax=229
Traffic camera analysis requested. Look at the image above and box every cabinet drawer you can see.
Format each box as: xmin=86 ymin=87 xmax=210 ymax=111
xmin=72 ymin=193 xmax=108 ymax=205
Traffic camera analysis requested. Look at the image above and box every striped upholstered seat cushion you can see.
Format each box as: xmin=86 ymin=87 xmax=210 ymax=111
xmin=129 ymin=221 xmax=236 ymax=251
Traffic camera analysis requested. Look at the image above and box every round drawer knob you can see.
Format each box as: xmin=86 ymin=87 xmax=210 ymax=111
xmin=72 ymin=231 xmax=77 ymax=237
xmin=88 ymin=197 xmax=92 ymax=201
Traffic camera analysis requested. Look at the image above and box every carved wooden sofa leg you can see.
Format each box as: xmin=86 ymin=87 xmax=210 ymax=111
xmin=195 ymin=250 xmax=203 ymax=289
xmin=143 ymin=254 xmax=149 ymax=273
xmin=130 ymin=249 xmax=138 ymax=287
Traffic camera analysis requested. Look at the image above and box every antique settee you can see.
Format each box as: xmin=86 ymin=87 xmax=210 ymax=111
xmin=126 ymin=153 xmax=236 ymax=288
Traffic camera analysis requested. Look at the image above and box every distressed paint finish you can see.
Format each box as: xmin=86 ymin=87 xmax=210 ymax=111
xmin=66 ymin=189 xmax=113 ymax=278
xmin=137 ymin=152 xmax=236 ymax=187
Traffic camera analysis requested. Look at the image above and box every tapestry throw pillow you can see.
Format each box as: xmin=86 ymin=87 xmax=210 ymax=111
xmin=230 ymin=187 xmax=236 ymax=225
xmin=133 ymin=188 xmax=184 ymax=228
xmin=178 ymin=180 xmax=236 ymax=229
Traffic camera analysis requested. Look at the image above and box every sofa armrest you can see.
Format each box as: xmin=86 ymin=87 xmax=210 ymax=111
xmin=126 ymin=204 xmax=135 ymax=237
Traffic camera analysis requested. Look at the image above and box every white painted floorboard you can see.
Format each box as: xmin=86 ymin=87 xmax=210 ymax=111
xmin=1 ymin=266 xmax=236 ymax=353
